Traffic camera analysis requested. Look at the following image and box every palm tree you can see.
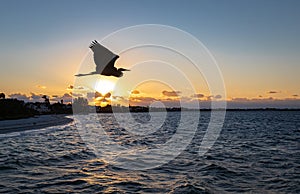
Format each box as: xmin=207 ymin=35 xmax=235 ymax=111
xmin=0 ymin=93 xmax=5 ymax=99
xmin=42 ymin=95 xmax=50 ymax=105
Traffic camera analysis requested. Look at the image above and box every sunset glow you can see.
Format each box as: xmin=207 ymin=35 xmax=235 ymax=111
xmin=0 ymin=1 xmax=299 ymax=109
xmin=94 ymin=79 xmax=115 ymax=95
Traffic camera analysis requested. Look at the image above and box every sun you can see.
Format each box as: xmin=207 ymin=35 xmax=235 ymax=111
xmin=94 ymin=79 xmax=115 ymax=95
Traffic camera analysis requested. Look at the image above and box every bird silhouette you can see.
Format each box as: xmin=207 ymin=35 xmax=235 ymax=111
xmin=75 ymin=40 xmax=129 ymax=77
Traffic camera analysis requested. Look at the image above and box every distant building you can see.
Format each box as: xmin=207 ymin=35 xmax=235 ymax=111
xmin=25 ymin=102 xmax=51 ymax=114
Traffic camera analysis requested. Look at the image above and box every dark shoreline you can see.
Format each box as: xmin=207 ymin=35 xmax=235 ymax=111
xmin=98 ymin=108 xmax=300 ymax=113
xmin=199 ymin=108 xmax=300 ymax=111
xmin=0 ymin=108 xmax=299 ymax=134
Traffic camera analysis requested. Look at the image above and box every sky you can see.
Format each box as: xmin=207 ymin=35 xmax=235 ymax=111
xmin=0 ymin=0 xmax=299 ymax=108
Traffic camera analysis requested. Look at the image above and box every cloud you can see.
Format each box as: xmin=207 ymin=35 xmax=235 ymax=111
xmin=76 ymin=86 xmax=85 ymax=90
xmin=8 ymin=93 xmax=30 ymax=101
xmin=30 ymin=93 xmax=44 ymax=100
xmin=162 ymin=90 xmax=181 ymax=97
xmin=104 ymin=93 xmax=111 ymax=98
xmin=104 ymin=93 xmax=300 ymax=109
xmin=128 ymin=95 xmax=186 ymax=107
xmin=206 ymin=95 xmax=214 ymax=100
xmin=62 ymin=93 xmax=72 ymax=98
xmin=268 ymin=91 xmax=279 ymax=94
xmin=71 ymin=86 xmax=88 ymax=91
xmin=128 ymin=96 xmax=157 ymax=106
xmin=214 ymin=94 xmax=222 ymax=99
xmin=161 ymin=98 xmax=181 ymax=107
xmin=71 ymin=93 xmax=83 ymax=98
xmin=95 ymin=91 xmax=102 ymax=98
xmin=191 ymin=93 xmax=205 ymax=98
xmin=112 ymin=96 xmax=125 ymax=100
xmin=231 ymin=97 xmax=250 ymax=101
xmin=87 ymin=92 xmax=111 ymax=100
xmin=87 ymin=92 xmax=96 ymax=100
xmin=228 ymin=97 xmax=300 ymax=109
xmin=181 ymin=96 xmax=193 ymax=102
xmin=8 ymin=93 xmax=48 ymax=102
xmin=93 ymin=93 xmax=112 ymax=105
xmin=51 ymin=93 xmax=72 ymax=103
xmin=131 ymin=90 xmax=140 ymax=94
xmin=36 ymin=85 xmax=46 ymax=89
xmin=129 ymin=96 xmax=157 ymax=102
xmin=100 ymin=98 xmax=108 ymax=102
xmin=67 ymin=85 xmax=74 ymax=90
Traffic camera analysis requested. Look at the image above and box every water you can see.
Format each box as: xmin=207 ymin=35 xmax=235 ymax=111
xmin=0 ymin=111 xmax=299 ymax=193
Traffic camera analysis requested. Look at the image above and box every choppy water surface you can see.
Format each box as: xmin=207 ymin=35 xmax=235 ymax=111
xmin=0 ymin=111 xmax=299 ymax=193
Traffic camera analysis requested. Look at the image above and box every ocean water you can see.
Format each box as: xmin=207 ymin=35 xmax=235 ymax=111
xmin=0 ymin=111 xmax=299 ymax=193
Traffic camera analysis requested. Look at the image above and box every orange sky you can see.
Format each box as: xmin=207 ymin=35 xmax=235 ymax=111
xmin=0 ymin=2 xmax=299 ymax=108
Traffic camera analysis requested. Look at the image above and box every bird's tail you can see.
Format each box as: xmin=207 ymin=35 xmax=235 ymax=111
xmin=75 ymin=72 xmax=97 ymax=77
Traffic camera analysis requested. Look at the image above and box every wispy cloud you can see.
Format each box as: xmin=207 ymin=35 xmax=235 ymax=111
xmin=8 ymin=93 xmax=45 ymax=102
xmin=228 ymin=97 xmax=300 ymax=108
xmin=206 ymin=95 xmax=214 ymax=100
xmin=51 ymin=93 xmax=72 ymax=104
xmin=162 ymin=90 xmax=181 ymax=97
xmin=30 ymin=93 xmax=44 ymax=101
xmin=130 ymin=96 xmax=156 ymax=103
xmin=191 ymin=93 xmax=205 ymax=98
xmin=36 ymin=85 xmax=46 ymax=89
xmin=268 ymin=91 xmax=279 ymax=94
xmin=67 ymin=85 xmax=74 ymax=90
xmin=8 ymin=93 xmax=30 ymax=101
xmin=131 ymin=90 xmax=140 ymax=95
xmin=87 ymin=92 xmax=96 ymax=100
xmin=112 ymin=96 xmax=125 ymax=101
xmin=103 ymin=93 xmax=111 ymax=98
xmin=5 ymin=89 xmax=300 ymax=109
xmin=70 ymin=86 xmax=87 ymax=90
xmin=214 ymin=94 xmax=222 ymax=99
xmin=69 ymin=92 xmax=83 ymax=97
xmin=95 ymin=92 xmax=102 ymax=98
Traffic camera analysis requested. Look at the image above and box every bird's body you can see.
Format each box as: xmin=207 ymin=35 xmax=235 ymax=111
xmin=75 ymin=40 xmax=129 ymax=77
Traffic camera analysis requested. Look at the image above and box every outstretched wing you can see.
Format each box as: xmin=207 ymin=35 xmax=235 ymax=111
xmin=89 ymin=40 xmax=118 ymax=73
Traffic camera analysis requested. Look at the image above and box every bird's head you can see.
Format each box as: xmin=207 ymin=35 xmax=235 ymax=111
xmin=115 ymin=68 xmax=130 ymax=77
xmin=115 ymin=70 xmax=123 ymax=77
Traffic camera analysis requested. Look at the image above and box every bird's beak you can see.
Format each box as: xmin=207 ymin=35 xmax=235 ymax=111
xmin=119 ymin=68 xmax=130 ymax=71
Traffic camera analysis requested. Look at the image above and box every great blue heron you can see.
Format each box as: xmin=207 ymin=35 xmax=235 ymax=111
xmin=75 ymin=40 xmax=129 ymax=77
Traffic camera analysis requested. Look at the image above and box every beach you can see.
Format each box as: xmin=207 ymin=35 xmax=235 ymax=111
xmin=0 ymin=115 xmax=73 ymax=134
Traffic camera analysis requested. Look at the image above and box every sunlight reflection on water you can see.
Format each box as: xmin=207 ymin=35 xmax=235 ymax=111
xmin=0 ymin=111 xmax=299 ymax=193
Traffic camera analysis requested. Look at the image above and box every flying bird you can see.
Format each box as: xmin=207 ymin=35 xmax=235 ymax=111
xmin=75 ymin=40 xmax=129 ymax=77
